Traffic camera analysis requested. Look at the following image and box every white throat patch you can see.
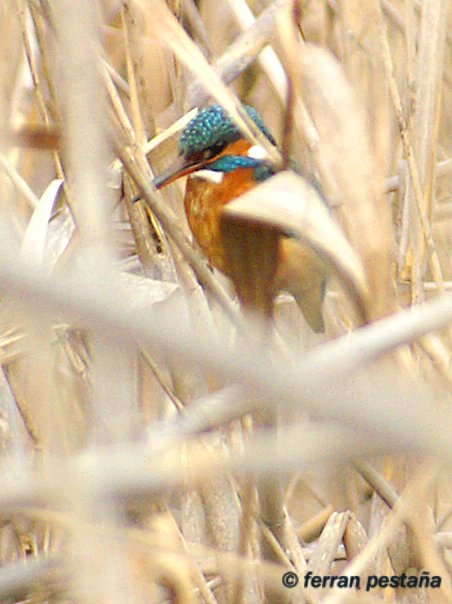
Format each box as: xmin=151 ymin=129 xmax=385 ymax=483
xmin=247 ymin=145 xmax=268 ymax=160
xmin=192 ymin=169 xmax=224 ymax=184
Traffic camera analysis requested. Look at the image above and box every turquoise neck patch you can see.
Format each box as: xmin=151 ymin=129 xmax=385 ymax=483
xmin=207 ymin=155 xmax=275 ymax=181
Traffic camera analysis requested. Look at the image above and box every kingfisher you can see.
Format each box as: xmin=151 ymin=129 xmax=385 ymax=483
xmin=153 ymin=104 xmax=326 ymax=332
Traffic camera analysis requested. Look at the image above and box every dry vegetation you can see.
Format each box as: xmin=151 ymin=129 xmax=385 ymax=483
xmin=0 ymin=0 xmax=450 ymax=602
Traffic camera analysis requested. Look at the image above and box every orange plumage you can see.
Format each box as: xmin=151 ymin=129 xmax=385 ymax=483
xmin=184 ymin=139 xmax=259 ymax=273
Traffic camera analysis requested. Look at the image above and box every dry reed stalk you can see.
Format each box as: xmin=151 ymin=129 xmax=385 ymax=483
xmin=117 ymin=4 xmax=176 ymax=281
xmin=297 ymin=42 xmax=398 ymax=323
xmin=370 ymin=0 xmax=445 ymax=298
xmin=0 ymin=0 xmax=449 ymax=602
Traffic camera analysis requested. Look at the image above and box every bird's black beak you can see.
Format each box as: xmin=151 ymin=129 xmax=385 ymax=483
xmin=132 ymin=155 xmax=202 ymax=204
xmin=152 ymin=155 xmax=204 ymax=189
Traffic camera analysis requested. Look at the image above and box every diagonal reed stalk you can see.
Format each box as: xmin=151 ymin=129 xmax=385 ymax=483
xmin=0 ymin=1 xmax=449 ymax=602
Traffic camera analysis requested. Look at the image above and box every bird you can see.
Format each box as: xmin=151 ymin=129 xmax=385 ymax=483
xmin=153 ymin=104 xmax=326 ymax=332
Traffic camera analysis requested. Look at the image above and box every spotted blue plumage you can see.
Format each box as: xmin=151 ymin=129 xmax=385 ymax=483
xmin=179 ymin=104 xmax=276 ymax=159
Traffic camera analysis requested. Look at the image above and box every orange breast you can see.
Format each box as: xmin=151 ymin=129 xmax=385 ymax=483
xmin=184 ymin=139 xmax=259 ymax=272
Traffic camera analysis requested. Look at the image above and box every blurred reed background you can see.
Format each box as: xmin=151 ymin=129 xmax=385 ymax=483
xmin=0 ymin=0 xmax=450 ymax=602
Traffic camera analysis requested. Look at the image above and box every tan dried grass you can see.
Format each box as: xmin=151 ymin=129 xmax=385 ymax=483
xmin=0 ymin=1 xmax=449 ymax=603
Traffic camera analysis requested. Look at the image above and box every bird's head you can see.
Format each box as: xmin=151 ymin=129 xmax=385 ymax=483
xmin=153 ymin=104 xmax=277 ymax=188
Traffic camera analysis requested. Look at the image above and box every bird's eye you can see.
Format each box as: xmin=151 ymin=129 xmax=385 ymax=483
xmin=201 ymin=141 xmax=228 ymax=162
